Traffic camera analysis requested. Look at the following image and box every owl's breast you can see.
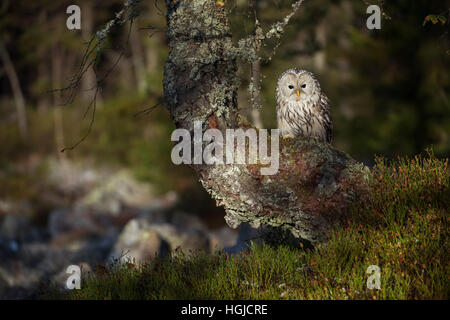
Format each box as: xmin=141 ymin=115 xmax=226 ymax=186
xmin=278 ymin=99 xmax=327 ymax=141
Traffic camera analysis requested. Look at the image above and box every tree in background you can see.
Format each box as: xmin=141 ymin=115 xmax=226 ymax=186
xmin=0 ymin=0 xmax=448 ymax=187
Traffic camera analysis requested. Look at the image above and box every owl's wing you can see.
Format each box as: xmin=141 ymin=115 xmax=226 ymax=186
xmin=319 ymin=94 xmax=333 ymax=143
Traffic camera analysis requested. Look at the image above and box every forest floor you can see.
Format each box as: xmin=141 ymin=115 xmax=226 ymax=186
xmin=42 ymin=151 xmax=449 ymax=300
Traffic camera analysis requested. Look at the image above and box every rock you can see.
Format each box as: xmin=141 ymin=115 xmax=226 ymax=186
xmin=4 ymin=235 xmax=116 ymax=293
xmin=48 ymin=208 xmax=109 ymax=238
xmin=0 ymin=200 xmax=32 ymax=217
xmin=0 ymin=215 xmax=29 ymax=239
xmin=0 ymin=214 xmax=43 ymax=243
xmin=0 ymin=160 xmax=189 ymax=299
xmin=145 ymin=223 xmax=182 ymax=248
xmin=110 ymin=219 xmax=169 ymax=264
xmin=177 ymin=228 xmax=211 ymax=254
xmin=78 ymin=170 xmax=155 ymax=216
xmin=46 ymin=158 xmax=101 ymax=197
xmin=170 ymin=211 xmax=207 ymax=230
xmin=224 ymin=223 xmax=261 ymax=254
xmin=0 ymin=235 xmax=19 ymax=260
xmin=47 ymin=207 xmax=130 ymax=239
xmin=110 ymin=218 xmax=212 ymax=263
xmin=208 ymin=226 xmax=239 ymax=252
xmin=147 ymin=222 xmax=210 ymax=254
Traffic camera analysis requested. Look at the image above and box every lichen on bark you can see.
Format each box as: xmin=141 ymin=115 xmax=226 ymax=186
xmin=163 ymin=0 xmax=370 ymax=243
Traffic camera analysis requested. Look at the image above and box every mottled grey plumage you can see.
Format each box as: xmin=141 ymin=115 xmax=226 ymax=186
xmin=276 ymin=68 xmax=332 ymax=143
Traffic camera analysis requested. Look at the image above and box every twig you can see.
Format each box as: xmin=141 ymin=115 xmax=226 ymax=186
xmin=56 ymin=0 xmax=142 ymax=152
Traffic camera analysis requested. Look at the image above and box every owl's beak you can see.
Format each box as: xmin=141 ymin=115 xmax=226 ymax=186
xmin=296 ymin=90 xmax=300 ymax=97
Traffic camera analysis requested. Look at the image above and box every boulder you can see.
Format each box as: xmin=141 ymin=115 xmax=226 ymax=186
xmin=110 ymin=218 xmax=212 ymax=263
xmin=224 ymin=223 xmax=261 ymax=254
xmin=48 ymin=208 xmax=113 ymax=238
xmin=110 ymin=219 xmax=170 ymax=263
xmin=46 ymin=158 xmax=101 ymax=197
xmin=208 ymin=226 xmax=239 ymax=252
xmin=0 ymin=214 xmax=43 ymax=243
xmin=169 ymin=211 xmax=207 ymax=230
xmin=78 ymin=170 xmax=155 ymax=216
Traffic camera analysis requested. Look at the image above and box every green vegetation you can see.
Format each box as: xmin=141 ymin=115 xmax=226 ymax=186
xmin=43 ymin=151 xmax=449 ymax=300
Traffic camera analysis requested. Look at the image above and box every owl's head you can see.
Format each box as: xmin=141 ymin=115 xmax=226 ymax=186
xmin=277 ymin=68 xmax=321 ymax=103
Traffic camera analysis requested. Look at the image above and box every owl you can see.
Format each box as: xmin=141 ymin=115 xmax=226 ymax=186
xmin=276 ymin=68 xmax=332 ymax=143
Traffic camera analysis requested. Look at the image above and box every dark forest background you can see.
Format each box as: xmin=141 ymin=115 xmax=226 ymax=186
xmin=0 ymin=0 xmax=449 ymax=220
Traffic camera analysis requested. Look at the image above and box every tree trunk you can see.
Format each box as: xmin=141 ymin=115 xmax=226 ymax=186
xmin=51 ymin=45 xmax=66 ymax=160
xmin=0 ymin=40 xmax=28 ymax=141
xmin=163 ymin=0 xmax=370 ymax=243
xmin=81 ymin=1 xmax=103 ymax=105
xmin=37 ymin=10 xmax=51 ymax=114
xmin=250 ymin=59 xmax=263 ymax=129
xmin=250 ymin=0 xmax=263 ymax=129
xmin=130 ymin=21 xmax=147 ymax=92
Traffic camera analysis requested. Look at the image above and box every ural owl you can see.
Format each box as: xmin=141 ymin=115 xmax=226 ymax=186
xmin=276 ymin=68 xmax=332 ymax=143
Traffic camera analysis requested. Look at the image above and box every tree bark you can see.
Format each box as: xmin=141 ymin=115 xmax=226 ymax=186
xmin=163 ymin=0 xmax=370 ymax=243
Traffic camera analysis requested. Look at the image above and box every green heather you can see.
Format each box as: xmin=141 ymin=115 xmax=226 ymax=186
xmin=43 ymin=151 xmax=449 ymax=300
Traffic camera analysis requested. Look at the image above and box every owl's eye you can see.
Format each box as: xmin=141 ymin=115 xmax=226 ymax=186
xmin=301 ymin=84 xmax=306 ymax=88
xmin=288 ymin=85 xmax=294 ymax=89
